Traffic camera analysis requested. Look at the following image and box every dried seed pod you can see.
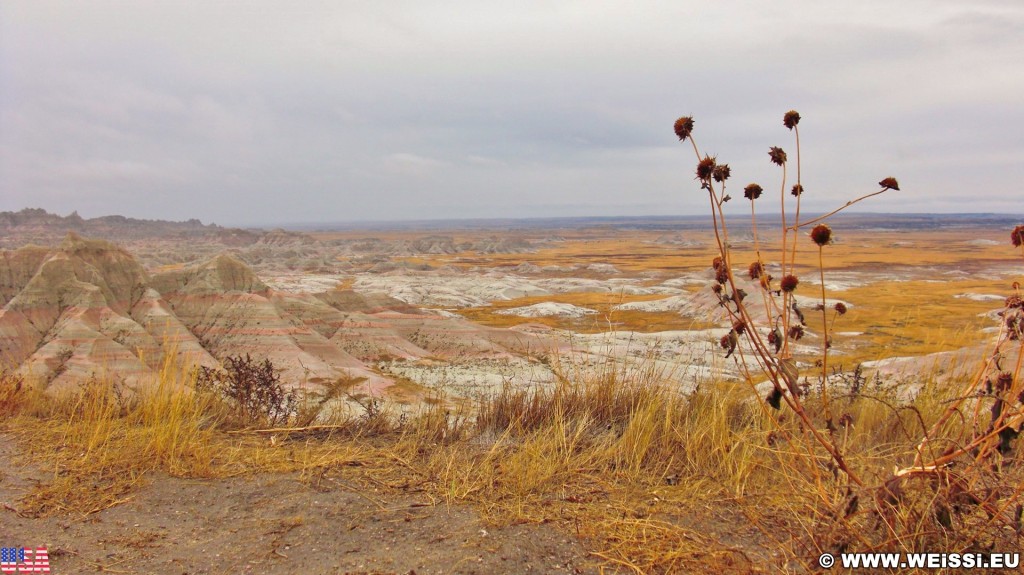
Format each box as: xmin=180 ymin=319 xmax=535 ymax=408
xmin=743 ymin=183 xmax=763 ymax=200
xmin=768 ymin=147 xmax=787 ymax=166
xmin=788 ymin=324 xmax=805 ymax=340
xmin=1012 ymin=225 xmax=1024 ymax=248
xmin=810 ymin=224 xmax=832 ymax=246
xmin=783 ymin=110 xmax=801 ymax=130
xmin=732 ymin=320 xmax=746 ymax=335
xmin=715 ymin=265 xmax=729 ymax=284
xmin=834 ymin=302 xmax=848 ymax=315
xmin=879 ymin=177 xmax=900 ymax=191
xmin=696 ymin=156 xmax=716 ymax=181
xmin=780 ymin=274 xmax=799 ymax=292
xmin=673 ymin=116 xmax=694 ymax=141
xmin=748 ymin=261 xmax=764 ymax=280
xmin=720 ymin=332 xmax=738 ymax=357
xmin=791 ymin=184 xmax=804 ymax=197
xmin=712 ymin=163 xmax=731 ymax=182
xmin=1006 ymin=295 xmax=1022 ymax=309
xmin=766 ymin=387 xmax=783 ymax=410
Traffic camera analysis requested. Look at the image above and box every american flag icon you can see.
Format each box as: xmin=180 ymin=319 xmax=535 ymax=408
xmin=0 ymin=548 xmax=49 ymax=574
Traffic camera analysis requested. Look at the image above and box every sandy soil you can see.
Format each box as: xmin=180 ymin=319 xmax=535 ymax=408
xmin=0 ymin=438 xmax=603 ymax=575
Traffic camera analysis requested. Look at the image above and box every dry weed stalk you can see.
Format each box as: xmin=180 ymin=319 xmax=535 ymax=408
xmin=676 ymin=112 xmax=1024 ymax=554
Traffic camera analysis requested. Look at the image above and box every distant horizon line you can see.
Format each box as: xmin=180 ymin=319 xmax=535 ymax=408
xmin=4 ymin=206 xmax=1022 ymax=232
xmin=263 ymin=211 xmax=1024 ymax=232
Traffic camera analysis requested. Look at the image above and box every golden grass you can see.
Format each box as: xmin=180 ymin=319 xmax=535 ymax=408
xmin=3 ymin=221 xmax=1022 ymax=571
xmin=5 ymin=349 xmax=1020 ymax=573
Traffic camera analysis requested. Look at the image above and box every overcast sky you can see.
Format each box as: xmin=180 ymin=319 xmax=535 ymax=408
xmin=1 ymin=1 xmax=1022 ymax=226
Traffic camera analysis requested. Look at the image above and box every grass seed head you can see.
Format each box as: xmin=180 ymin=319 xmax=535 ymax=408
xmin=674 ymin=116 xmax=695 ymax=141
xmin=783 ymin=110 xmax=801 ymax=130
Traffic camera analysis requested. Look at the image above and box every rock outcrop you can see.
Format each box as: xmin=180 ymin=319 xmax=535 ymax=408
xmin=1 ymin=234 xmax=548 ymax=395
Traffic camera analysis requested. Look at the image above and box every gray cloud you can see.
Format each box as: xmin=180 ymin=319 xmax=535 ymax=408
xmin=1 ymin=0 xmax=1022 ymax=225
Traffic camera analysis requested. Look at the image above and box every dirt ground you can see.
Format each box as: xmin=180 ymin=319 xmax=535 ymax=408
xmin=0 ymin=438 xmax=603 ymax=575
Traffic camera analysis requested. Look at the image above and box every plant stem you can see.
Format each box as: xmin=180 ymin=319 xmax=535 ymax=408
xmin=791 ymin=189 xmax=889 ymax=230
xmin=818 ymin=246 xmax=833 ymax=425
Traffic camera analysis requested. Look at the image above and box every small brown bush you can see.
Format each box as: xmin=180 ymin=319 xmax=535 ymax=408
xmin=196 ymin=354 xmax=295 ymax=427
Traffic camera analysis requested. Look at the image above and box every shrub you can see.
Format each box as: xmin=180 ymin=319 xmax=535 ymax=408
xmin=195 ymin=354 xmax=295 ymax=427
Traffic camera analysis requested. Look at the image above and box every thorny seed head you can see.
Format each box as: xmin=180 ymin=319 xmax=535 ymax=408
xmin=1012 ymin=225 xmax=1024 ymax=248
xmin=810 ymin=224 xmax=833 ymax=247
xmin=783 ymin=110 xmax=801 ymax=130
xmin=780 ymin=274 xmax=799 ymax=292
xmin=769 ymin=147 xmax=787 ymax=166
xmin=748 ymin=260 xmax=764 ymax=280
xmin=788 ymin=324 xmax=805 ymax=340
xmin=879 ymin=177 xmax=900 ymax=191
xmin=696 ymin=155 xmax=717 ymax=181
xmin=715 ymin=265 xmax=730 ymax=285
xmin=744 ymin=183 xmax=763 ymax=200
xmin=713 ymin=163 xmax=732 ymax=182
xmin=712 ymin=256 xmax=724 ymax=270
xmin=711 ymin=283 xmax=723 ymax=295
xmin=1006 ymin=294 xmax=1022 ymax=309
xmin=834 ymin=302 xmax=848 ymax=315
xmin=674 ymin=116 xmax=695 ymax=141
xmin=791 ymin=184 xmax=804 ymax=197
xmin=732 ymin=320 xmax=746 ymax=335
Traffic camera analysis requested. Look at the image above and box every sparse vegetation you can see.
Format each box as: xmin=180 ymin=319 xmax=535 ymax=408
xmin=2 ymin=115 xmax=1022 ymax=573
xmin=195 ymin=354 xmax=296 ymax=427
xmin=673 ymin=110 xmax=1024 ymax=565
